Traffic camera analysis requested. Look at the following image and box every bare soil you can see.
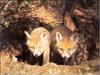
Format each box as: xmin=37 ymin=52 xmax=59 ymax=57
xmin=0 ymin=51 xmax=100 ymax=75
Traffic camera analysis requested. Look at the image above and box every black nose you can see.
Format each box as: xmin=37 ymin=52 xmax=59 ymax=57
xmin=63 ymin=57 xmax=68 ymax=65
xmin=63 ymin=56 xmax=67 ymax=61
xmin=34 ymin=54 xmax=38 ymax=57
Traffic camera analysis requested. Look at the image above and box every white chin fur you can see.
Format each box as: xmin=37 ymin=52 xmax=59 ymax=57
xmin=62 ymin=49 xmax=76 ymax=58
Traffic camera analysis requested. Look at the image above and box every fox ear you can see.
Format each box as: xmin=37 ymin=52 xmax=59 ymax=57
xmin=40 ymin=32 xmax=48 ymax=40
xmin=56 ymin=32 xmax=63 ymax=42
xmin=24 ymin=31 xmax=30 ymax=38
xmin=70 ymin=33 xmax=79 ymax=43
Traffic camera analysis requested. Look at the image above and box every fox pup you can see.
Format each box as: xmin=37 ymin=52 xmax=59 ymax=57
xmin=51 ymin=25 xmax=79 ymax=65
xmin=25 ymin=27 xmax=50 ymax=65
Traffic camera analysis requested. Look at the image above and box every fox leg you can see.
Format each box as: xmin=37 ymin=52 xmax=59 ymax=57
xmin=43 ymin=47 xmax=50 ymax=64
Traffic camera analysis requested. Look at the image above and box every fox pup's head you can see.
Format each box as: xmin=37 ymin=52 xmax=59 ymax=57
xmin=25 ymin=27 xmax=50 ymax=57
xmin=55 ymin=32 xmax=78 ymax=61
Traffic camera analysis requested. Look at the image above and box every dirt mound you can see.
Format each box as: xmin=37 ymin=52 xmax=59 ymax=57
xmin=0 ymin=51 xmax=100 ymax=75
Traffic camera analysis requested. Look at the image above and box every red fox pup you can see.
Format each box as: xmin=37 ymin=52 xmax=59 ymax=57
xmin=24 ymin=27 xmax=50 ymax=64
xmin=51 ymin=26 xmax=79 ymax=65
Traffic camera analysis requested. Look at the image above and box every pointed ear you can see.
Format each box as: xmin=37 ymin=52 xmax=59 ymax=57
xmin=40 ymin=32 xmax=48 ymax=40
xmin=24 ymin=31 xmax=30 ymax=38
xmin=56 ymin=32 xmax=63 ymax=42
xmin=70 ymin=33 xmax=78 ymax=43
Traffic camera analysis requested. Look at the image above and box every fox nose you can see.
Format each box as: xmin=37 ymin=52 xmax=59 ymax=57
xmin=63 ymin=57 xmax=67 ymax=61
xmin=34 ymin=53 xmax=38 ymax=57
xmin=63 ymin=57 xmax=68 ymax=65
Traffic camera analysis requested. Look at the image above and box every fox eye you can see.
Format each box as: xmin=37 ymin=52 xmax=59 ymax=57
xmin=68 ymin=48 xmax=71 ymax=51
xmin=57 ymin=48 xmax=63 ymax=53
xmin=30 ymin=46 xmax=35 ymax=49
xmin=59 ymin=48 xmax=63 ymax=51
